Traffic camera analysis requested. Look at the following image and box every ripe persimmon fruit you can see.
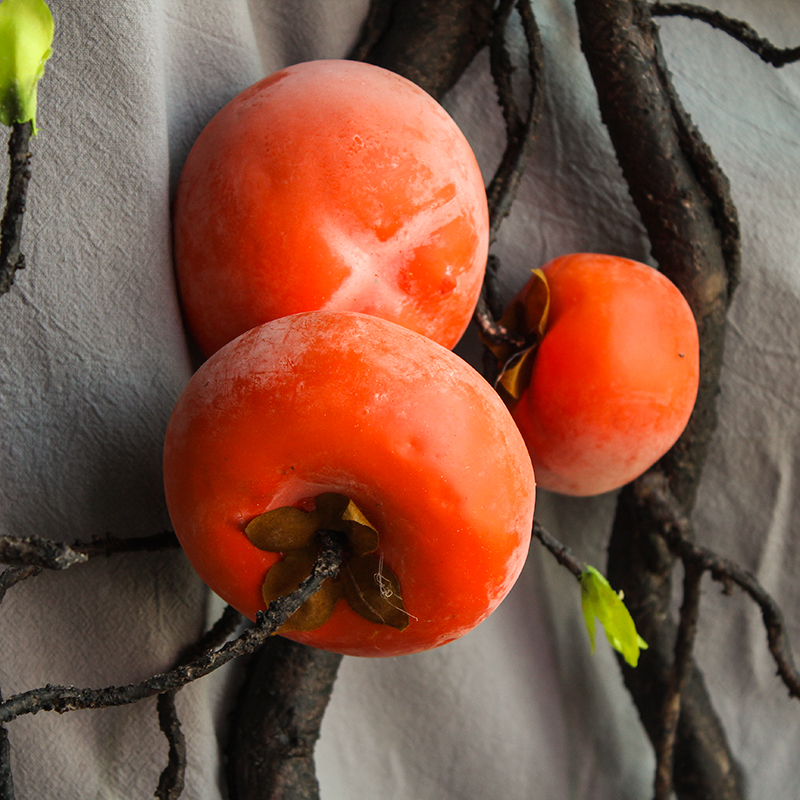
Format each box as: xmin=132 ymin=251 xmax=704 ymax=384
xmin=163 ymin=311 xmax=535 ymax=657
xmin=173 ymin=59 xmax=489 ymax=355
xmin=506 ymin=253 xmax=699 ymax=496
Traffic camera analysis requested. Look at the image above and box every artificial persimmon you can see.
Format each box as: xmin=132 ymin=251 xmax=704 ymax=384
xmin=504 ymin=253 xmax=699 ymax=496
xmin=162 ymin=311 xmax=535 ymax=657
xmin=172 ymin=59 xmax=489 ymax=356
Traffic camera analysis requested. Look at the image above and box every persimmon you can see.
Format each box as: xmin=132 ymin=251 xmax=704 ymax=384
xmin=162 ymin=311 xmax=535 ymax=657
xmin=172 ymin=59 xmax=489 ymax=356
xmin=504 ymin=253 xmax=699 ymax=496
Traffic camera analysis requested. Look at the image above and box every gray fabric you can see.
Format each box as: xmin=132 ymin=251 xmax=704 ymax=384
xmin=1 ymin=1 xmax=799 ymax=797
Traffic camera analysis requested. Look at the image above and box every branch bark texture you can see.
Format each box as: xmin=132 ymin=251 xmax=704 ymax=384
xmin=575 ymin=1 xmax=743 ymax=797
xmin=227 ymin=639 xmax=342 ymax=800
xmin=349 ymin=0 xmax=494 ymax=100
xmin=0 ymin=122 xmax=33 ymax=296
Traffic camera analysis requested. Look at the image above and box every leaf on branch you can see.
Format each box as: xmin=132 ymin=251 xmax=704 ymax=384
xmin=580 ymin=565 xmax=648 ymax=667
xmin=0 ymin=0 xmax=54 ymax=133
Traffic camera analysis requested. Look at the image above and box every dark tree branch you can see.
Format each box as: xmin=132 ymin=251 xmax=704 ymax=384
xmin=654 ymin=560 xmax=704 ymax=800
xmin=532 ymin=520 xmax=584 ymax=580
xmin=575 ymin=0 xmax=743 ymax=796
xmin=0 ymin=534 xmax=342 ymax=725
xmin=155 ymin=605 xmax=244 ymax=800
xmin=485 ymin=0 xmax=545 ymax=241
xmin=0 ymin=531 xmax=179 ymax=571
xmin=634 ymin=471 xmax=800 ymax=700
xmin=0 ymin=566 xmax=43 ymax=603
xmin=226 ymin=638 xmax=343 ymax=800
xmin=0 ymin=690 xmax=14 ymax=800
xmin=155 ymin=692 xmax=186 ymax=800
xmin=651 ymin=2 xmax=800 ymax=67
xmin=0 ymin=122 xmax=33 ymax=296
xmin=475 ymin=0 xmax=546 ymax=352
xmin=348 ymin=0 xmax=494 ymax=101
xmin=0 ymin=536 xmax=88 ymax=570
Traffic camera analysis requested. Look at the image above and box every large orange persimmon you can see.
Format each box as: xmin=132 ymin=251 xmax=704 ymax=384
xmin=172 ymin=59 xmax=489 ymax=356
xmin=508 ymin=253 xmax=699 ymax=496
xmin=163 ymin=311 xmax=535 ymax=657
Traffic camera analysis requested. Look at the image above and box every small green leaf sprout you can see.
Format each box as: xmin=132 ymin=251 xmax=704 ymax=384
xmin=0 ymin=0 xmax=54 ymax=133
xmin=580 ymin=565 xmax=648 ymax=667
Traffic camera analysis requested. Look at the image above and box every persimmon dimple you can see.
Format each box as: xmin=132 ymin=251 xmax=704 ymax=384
xmin=508 ymin=253 xmax=700 ymax=497
xmin=172 ymin=59 xmax=489 ymax=356
xmin=162 ymin=311 xmax=535 ymax=657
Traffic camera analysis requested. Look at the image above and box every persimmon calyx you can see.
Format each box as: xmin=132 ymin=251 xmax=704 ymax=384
xmin=245 ymin=492 xmax=409 ymax=633
xmin=481 ymin=269 xmax=550 ymax=403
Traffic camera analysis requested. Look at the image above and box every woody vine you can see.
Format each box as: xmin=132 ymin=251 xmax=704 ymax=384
xmin=1 ymin=2 xmax=800 ymax=800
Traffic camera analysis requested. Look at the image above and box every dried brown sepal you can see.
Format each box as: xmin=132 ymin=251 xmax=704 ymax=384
xmin=245 ymin=506 xmax=321 ymax=552
xmin=247 ymin=493 xmax=408 ymax=632
xmin=342 ymin=553 xmax=410 ymax=631
xmin=484 ymin=269 xmax=550 ymax=402
xmin=245 ymin=492 xmax=379 ymax=554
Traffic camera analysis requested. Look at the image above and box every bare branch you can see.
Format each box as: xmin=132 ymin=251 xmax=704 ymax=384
xmin=634 ymin=472 xmax=800 ymax=700
xmin=155 ymin=692 xmax=186 ymax=800
xmin=226 ymin=638 xmax=343 ymax=800
xmin=0 ymin=531 xmax=179 ymax=570
xmin=575 ymin=0 xmax=745 ymax=795
xmin=155 ymin=605 xmax=243 ymax=800
xmin=654 ymin=560 xmax=704 ymax=800
xmin=0 ymin=536 xmax=87 ymax=570
xmin=0 ymin=690 xmax=14 ymax=800
xmin=532 ymin=520 xmax=584 ymax=580
xmin=651 ymin=2 xmax=800 ymax=67
xmin=0 ymin=122 xmax=33 ymax=296
xmin=349 ymin=0 xmax=494 ymax=101
xmin=0 ymin=566 xmax=43 ymax=603
xmin=485 ymin=0 xmax=546 ymax=241
xmin=0 ymin=534 xmax=342 ymax=725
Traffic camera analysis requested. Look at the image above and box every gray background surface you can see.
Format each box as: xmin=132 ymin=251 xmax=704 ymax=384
xmin=1 ymin=1 xmax=799 ymax=797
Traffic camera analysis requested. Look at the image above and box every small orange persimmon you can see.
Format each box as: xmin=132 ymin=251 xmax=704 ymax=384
xmin=506 ymin=253 xmax=699 ymax=496
xmin=163 ymin=311 xmax=535 ymax=657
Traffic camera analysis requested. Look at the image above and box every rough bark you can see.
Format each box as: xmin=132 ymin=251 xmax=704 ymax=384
xmin=575 ymin=1 xmax=743 ymax=797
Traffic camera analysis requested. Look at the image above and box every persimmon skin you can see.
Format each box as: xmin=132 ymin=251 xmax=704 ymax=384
xmin=511 ymin=253 xmax=700 ymax=496
xmin=173 ymin=59 xmax=489 ymax=356
xmin=163 ymin=311 xmax=535 ymax=657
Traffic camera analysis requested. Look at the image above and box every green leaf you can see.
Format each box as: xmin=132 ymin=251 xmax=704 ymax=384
xmin=0 ymin=0 xmax=54 ymax=133
xmin=580 ymin=566 xmax=648 ymax=667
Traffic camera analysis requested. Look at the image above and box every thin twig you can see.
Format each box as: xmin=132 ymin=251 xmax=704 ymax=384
xmin=0 ymin=531 xmax=179 ymax=570
xmin=0 ymin=534 xmax=343 ymax=725
xmin=532 ymin=520 xmax=584 ymax=580
xmin=654 ymin=560 xmax=704 ymax=800
xmin=651 ymin=2 xmax=800 ymax=67
xmin=634 ymin=472 xmax=800 ymax=700
xmin=0 ymin=536 xmax=87 ymax=570
xmin=155 ymin=605 xmax=243 ymax=800
xmin=474 ymin=0 xmax=546 ymax=354
xmin=485 ymin=0 xmax=545 ymax=241
xmin=155 ymin=692 xmax=186 ymax=800
xmin=0 ymin=690 xmax=14 ymax=800
xmin=0 ymin=566 xmax=43 ymax=603
xmin=0 ymin=122 xmax=33 ymax=296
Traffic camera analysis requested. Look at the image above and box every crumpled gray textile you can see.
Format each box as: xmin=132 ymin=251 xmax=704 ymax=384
xmin=1 ymin=1 xmax=799 ymax=798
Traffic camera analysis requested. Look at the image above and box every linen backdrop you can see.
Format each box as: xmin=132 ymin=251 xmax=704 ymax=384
xmin=1 ymin=1 xmax=799 ymax=798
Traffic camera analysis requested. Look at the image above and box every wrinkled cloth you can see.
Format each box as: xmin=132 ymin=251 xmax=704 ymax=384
xmin=1 ymin=1 xmax=799 ymax=798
